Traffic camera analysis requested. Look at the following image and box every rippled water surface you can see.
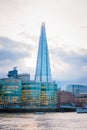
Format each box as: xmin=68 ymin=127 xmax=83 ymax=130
xmin=0 ymin=112 xmax=87 ymax=130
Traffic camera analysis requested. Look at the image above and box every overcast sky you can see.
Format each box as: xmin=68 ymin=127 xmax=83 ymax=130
xmin=0 ymin=0 xmax=87 ymax=89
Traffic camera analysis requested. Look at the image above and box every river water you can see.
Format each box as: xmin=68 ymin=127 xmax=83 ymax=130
xmin=0 ymin=112 xmax=87 ymax=130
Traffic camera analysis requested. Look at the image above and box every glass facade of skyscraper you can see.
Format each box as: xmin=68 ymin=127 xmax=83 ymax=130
xmin=35 ymin=22 xmax=52 ymax=82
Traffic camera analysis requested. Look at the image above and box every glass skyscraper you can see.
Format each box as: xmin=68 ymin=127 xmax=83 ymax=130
xmin=35 ymin=22 xmax=52 ymax=82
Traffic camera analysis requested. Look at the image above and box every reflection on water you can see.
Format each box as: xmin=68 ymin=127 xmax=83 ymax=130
xmin=0 ymin=112 xmax=87 ymax=130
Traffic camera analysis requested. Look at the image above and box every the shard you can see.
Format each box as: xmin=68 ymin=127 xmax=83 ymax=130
xmin=35 ymin=23 xmax=52 ymax=82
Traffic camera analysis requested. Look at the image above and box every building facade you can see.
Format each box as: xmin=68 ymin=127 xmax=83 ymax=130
xmin=22 ymin=81 xmax=57 ymax=108
xmin=75 ymin=93 xmax=87 ymax=107
xmin=0 ymin=78 xmax=21 ymax=107
xmin=58 ymin=90 xmax=75 ymax=107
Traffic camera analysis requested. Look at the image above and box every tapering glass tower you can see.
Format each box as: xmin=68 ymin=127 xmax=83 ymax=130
xmin=35 ymin=23 xmax=52 ymax=82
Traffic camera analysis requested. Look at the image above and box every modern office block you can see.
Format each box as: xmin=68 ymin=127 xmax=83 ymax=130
xmin=21 ymin=81 xmax=57 ymax=108
xmin=66 ymin=84 xmax=87 ymax=96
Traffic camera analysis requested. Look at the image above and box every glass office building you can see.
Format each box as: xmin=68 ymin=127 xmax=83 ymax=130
xmin=0 ymin=79 xmax=57 ymax=108
xmin=21 ymin=81 xmax=57 ymax=108
xmin=66 ymin=84 xmax=87 ymax=96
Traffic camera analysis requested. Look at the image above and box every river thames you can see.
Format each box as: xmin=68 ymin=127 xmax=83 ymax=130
xmin=0 ymin=112 xmax=87 ymax=130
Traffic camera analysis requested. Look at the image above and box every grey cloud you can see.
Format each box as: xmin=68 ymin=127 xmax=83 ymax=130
xmin=52 ymin=48 xmax=87 ymax=66
xmin=0 ymin=36 xmax=20 ymax=49
xmin=0 ymin=36 xmax=33 ymax=78
xmin=0 ymin=36 xmax=33 ymax=66
xmin=63 ymin=52 xmax=86 ymax=65
xmin=0 ymin=36 xmax=33 ymax=51
xmin=51 ymin=47 xmax=87 ymax=85
xmin=0 ymin=50 xmax=27 ymax=61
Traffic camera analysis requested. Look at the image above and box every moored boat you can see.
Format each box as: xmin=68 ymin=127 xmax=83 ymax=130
xmin=77 ymin=106 xmax=87 ymax=113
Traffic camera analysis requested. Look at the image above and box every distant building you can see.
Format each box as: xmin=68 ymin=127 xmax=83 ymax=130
xmin=7 ymin=68 xmax=30 ymax=82
xmin=18 ymin=73 xmax=30 ymax=82
xmin=66 ymin=84 xmax=87 ymax=96
xmin=58 ymin=90 xmax=75 ymax=107
xmin=75 ymin=93 xmax=87 ymax=107
xmin=7 ymin=67 xmax=18 ymax=78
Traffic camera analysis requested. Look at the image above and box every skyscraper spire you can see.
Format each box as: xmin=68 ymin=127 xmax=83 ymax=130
xmin=35 ymin=23 xmax=52 ymax=82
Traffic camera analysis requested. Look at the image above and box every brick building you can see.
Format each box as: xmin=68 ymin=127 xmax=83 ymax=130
xmin=75 ymin=93 xmax=87 ymax=107
xmin=58 ymin=90 xmax=75 ymax=107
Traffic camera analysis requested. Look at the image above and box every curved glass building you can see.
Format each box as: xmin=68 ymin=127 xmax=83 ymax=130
xmin=22 ymin=81 xmax=57 ymax=108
